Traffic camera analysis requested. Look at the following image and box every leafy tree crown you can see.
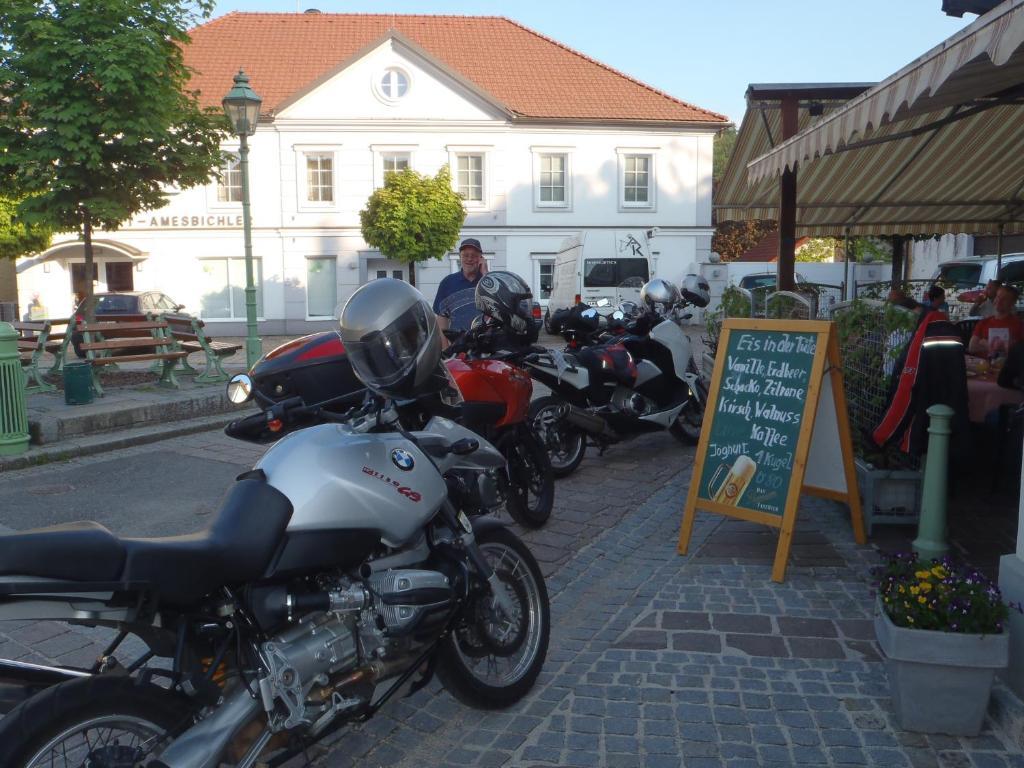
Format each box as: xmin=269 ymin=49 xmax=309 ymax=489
xmin=0 ymin=0 xmax=228 ymax=233
xmin=360 ymin=166 xmax=466 ymax=265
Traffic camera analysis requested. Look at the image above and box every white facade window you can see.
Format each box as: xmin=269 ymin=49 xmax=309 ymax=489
xmin=305 ymin=152 xmax=334 ymax=203
xmin=536 ymin=153 xmax=569 ymax=207
xmin=199 ymin=258 xmax=263 ymax=320
xmin=306 ymin=257 xmax=337 ymax=318
xmin=619 ymin=151 xmax=656 ymax=209
xmin=533 ymin=256 xmax=555 ymax=302
xmin=216 ymin=153 xmax=242 ymax=203
xmin=456 ymin=153 xmax=484 ymax=203
xmin=377 ymin=67 xmax=409 ymax=101
xmin=372 ymin=146 xmax=415 ymax=188
xmin=382 ymin=152 xmax=410 ymax=177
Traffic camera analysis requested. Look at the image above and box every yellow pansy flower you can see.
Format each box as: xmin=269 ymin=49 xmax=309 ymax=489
xmin=916 ymin=570 xmax=932 ymax=580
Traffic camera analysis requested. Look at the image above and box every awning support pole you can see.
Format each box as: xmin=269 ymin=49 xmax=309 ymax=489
xmin=891 ymin=236 xmax=904 ymax=291
xmin=845 ymin=227 xmax=853 ymax=301
xmin=777 ymin=94 xmax=798 ymax=292
xmin=998 ymin=223 xmax=1005 ymax=276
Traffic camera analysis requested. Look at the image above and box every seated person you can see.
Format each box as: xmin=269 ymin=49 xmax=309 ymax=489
xmin=998 ymin=341 xmax=1024 ymax=390
xmin=887 ymin=288 xmax=919 ymax=312
xmin=969 ymin=285 xmax=1023 ymax=357
xmin=970 ymin=279 xmax=1002 ymax=319
xmin=923 ymin=285 xmax=949 ymax=315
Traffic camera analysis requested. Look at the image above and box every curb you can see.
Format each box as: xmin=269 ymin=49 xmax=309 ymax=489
xmin=0 ymin=412 xmax=237 ymax=473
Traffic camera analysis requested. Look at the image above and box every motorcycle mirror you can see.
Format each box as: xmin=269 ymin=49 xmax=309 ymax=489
xmin=448 ymin=437 xmax=479 ymax=456
xmin=227 ymin=374 xmax=254 ymax=404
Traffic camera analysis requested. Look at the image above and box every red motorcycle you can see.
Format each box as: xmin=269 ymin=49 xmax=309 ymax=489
xmin=443 ymin=325 xmax=554 ymax=528
xmin=229 ymin=328 xmax=554 ymax=528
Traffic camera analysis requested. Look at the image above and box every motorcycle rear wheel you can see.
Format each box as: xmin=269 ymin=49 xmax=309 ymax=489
xmin=670 ymin=378 xmax=708 ymax=445
xmin=502 ymin=425 xmax=555 ymax=528
xmin=0 ymin=675 xmax=194 ymax=768
xmin=528 ymin=396 xmax=586 ymax=478
xmin=437 ymin=526 xmax=550 ymax=709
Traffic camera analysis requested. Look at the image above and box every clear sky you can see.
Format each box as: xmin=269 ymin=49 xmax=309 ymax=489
xmin=206 ymin=0 xmax=974 ymax=125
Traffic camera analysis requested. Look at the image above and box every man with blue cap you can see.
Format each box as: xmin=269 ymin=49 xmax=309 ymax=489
xmin=434 ymin=237 xmax=488 ymax=333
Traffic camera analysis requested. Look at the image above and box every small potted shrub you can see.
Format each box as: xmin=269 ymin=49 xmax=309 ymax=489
xmin=875 ymin=553 xmax=1013 ymax=736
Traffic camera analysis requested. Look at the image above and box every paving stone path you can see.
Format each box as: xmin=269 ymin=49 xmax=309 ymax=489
xmin=315 ymin=455 xmax=1024 ymax=768
xmin=2 ymin=427 xmax=1023 ymax=767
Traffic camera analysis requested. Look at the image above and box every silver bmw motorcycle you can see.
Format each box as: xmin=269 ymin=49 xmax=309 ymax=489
xmin=0 ymin=387 xmax=549 ymax=768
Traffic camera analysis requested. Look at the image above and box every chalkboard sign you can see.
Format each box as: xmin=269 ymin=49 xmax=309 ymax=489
xmin=678 ymin=319 xmax=864 ymax=582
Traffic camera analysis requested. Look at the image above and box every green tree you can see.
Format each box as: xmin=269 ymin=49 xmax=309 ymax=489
xmin=713 ymin=126 xmax=737 ymax=186
xmin=360 ymin=166 xmax=466 ymax=288
xmin=0 ymin=195 xmax=51 ymax=261
xmin=0 ymin=0 xmax=228 ymax=313
xmin=797 ymin=237 xmax=841 ymax=263
xmin=711 ymin=219 xmax=777 ymax=261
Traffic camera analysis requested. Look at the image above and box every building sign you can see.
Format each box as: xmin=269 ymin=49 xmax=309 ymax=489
xmin=128 ymin=213 xmax=243 ymax=229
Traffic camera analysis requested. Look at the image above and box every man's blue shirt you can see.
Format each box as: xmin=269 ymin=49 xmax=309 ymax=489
xmin=433 ymin=270 xmax=482 ymax=331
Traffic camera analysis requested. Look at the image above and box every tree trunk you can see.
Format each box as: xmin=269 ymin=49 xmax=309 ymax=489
xmin=82 ymin=217 xmax=95 ymax=322
xmin=408 ymin=260 xmax=416 ymax=288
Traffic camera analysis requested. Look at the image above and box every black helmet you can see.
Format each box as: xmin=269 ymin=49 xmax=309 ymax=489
xmin=680 ymin=275 xmax=711 ymax=308
xmin=640 ymin=278 xmax=680 ymax=314
xmin=475 ymin=271 xmax=534 ymax=336
xmin=338 ymin=279 xmax=446 ymax=399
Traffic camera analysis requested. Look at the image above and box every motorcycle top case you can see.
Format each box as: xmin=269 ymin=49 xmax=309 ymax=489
xmin=256 ymin=424 xmax=447 ymax=548
xmin=254 ymin=332 xmax=361 ymax=407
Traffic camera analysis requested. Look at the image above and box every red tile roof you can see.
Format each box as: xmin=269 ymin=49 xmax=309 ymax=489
xmin=737 ymin=231 xmax=810 ymax=262
xmin=184 ymin=13 xmax=728 ymax=124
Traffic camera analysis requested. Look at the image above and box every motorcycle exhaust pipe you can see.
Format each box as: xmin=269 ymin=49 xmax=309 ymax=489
xmin=561 ymin=404 xmax=616 ymax=439
xmin=151 ymin=685 xmax=262 ymax=768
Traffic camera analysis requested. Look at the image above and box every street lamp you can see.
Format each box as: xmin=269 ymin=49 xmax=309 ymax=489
xmin=222 ymin=70 xmax=263 ymax=369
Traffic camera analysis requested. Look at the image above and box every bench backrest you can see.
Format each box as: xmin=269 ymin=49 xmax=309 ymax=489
xmin=161 ymin=314 xmax=212 ymax=343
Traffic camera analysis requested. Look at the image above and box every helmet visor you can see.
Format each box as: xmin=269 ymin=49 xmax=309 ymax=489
xmin=346 ymin=301 xmax=431 ymax=390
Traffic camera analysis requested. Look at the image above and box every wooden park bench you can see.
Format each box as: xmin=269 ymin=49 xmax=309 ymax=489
xmin=78 ymin=319 xmax=187 ymax=396
xmin=158 ymin=314 xmax=242 ymax=383
xmin=13 ymin=321 xmax=60 ymax=392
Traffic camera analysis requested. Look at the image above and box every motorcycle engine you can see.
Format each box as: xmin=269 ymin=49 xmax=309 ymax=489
xmin=259 ymin=569 xmax=454 ymax=732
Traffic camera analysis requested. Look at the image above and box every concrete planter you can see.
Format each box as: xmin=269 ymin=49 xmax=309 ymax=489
xmin=875 ymin=599 xmax=1009 ymax=736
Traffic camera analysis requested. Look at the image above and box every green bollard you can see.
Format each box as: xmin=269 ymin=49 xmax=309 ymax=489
xmin=0 ymin=321 xmax=30 ymax=456
xmin=912 ymin=404 xmax=954 ymax=561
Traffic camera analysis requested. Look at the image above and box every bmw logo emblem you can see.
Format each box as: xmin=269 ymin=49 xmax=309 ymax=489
xmin=391 ymin=448 xmax=415 ymax=471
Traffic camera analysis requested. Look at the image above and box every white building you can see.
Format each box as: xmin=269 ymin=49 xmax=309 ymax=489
xmin=16 ymin=12 xmax=728 ymax=334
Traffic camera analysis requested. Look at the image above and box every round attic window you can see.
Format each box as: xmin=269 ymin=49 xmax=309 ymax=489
xmin=377 ymin=68 xmax=409 ymax=102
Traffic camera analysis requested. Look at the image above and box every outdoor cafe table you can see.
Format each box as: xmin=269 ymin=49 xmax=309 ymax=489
xmin=966 ymin=358 xmax=1024 ymax=423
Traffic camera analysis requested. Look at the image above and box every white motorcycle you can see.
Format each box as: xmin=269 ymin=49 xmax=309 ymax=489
xmin=526 ymin=276 xmax=710 ymax=477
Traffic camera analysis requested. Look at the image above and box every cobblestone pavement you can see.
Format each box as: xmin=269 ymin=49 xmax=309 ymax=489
xmin=2 ymin=426 xmax=1023 ymax=766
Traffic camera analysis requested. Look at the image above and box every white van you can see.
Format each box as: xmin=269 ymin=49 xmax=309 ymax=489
xmin=546 ymin=230 xmax=652 ymax=329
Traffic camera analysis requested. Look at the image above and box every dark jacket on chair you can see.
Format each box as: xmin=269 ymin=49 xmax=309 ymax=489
xmin=873 ymin=310 xmax=971 ymax=457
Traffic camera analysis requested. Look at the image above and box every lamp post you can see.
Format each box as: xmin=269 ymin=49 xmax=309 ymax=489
xmin=222 ymin=70 xmax=263 ymax=369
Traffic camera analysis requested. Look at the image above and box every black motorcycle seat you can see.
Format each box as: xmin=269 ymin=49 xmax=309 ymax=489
xmin=0 ymin=521 xmax=126 ymax=581
xmin=120 ymin=478 xmax=293 ymax=605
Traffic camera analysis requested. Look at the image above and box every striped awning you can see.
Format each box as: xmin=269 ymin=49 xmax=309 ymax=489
xmin=719 ymin=0 xmax=1024 ymax=236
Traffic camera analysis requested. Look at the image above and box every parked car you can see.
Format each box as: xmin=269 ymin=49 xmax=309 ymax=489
xmin=931 ymin=253 xmax=1024 ymax=296
xmin=736 ymin=272 xmax=809 ymax=291
xmin=71 ymin=291 xmax=187 ymax=357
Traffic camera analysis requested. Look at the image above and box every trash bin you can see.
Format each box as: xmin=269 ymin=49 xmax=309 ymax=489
xmin=63 ymin=360 xmax=94 ymax=405
xmin=0 ymin=321 xmax=30 ymax=455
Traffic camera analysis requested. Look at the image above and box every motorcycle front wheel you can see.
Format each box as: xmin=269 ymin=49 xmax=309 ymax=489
xmin=0 ymin=675 xmax=194 ymax=768
xmin=528 ymin=395 xmax=586 ymax=478
xmin=437 ymin=526 xmax=550 ymax=709
xmin=670 ymin=378 xmax=708 ymax=445
xmin=501 ymin=425 xmax=555 ymax=528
